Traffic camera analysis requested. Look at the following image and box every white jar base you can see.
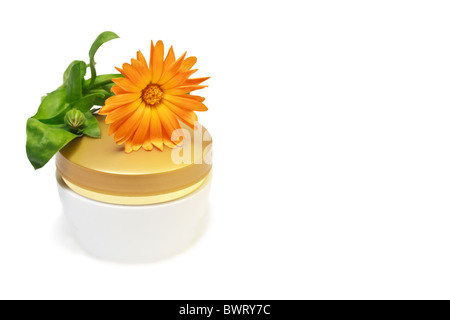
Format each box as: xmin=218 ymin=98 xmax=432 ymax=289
xmin=57 ymin=172 xmax=211 ymax=263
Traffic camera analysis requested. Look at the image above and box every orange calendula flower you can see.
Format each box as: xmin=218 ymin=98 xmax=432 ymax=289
xmin=99 ymin=40 xmax=209 ymax=153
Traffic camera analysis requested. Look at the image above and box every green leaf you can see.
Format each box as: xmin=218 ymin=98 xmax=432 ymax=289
xmin=36 ymin=105 xmax=71 ymax=126
xmin=65 ymin=61 xmax=87 ymax=103
xmin=38 ymin=92 xmax=105 ymax=125
xmin=102 ymin=82 xmax=115 ymax=92
xmin=88 ymin=88 xmax=110 ymax=96
xmin=63 ymin=61 xmax=79 ymax=85
xmin=82 ymin=111 xmax=100 ymax=138
xmin=86 ymin=78 xmax=116 ymax=105
xmin=84 ymin=73 xmax=122 ymax=89
xmin=26 ymin=31 xmax=120 ymax=170
xmin=87 ymin=87 xmax=113 ymax=106
xmin=26 ymin=118 xmax=80 ymax=170
xmin=33 ymin=88 xmax=67 ymax=120
xmin=88 ymin=32 xmax=119 ymax=88
xmin=72 ymin=93 xmax=105 ymax=113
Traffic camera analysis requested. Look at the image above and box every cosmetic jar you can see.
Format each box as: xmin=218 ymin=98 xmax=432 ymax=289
xmin=56 ymin=116 xmax=212 ymax=262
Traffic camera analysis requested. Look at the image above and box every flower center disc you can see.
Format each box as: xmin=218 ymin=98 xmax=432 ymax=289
xmin=142 ymin=85 xmax=163 ymax=106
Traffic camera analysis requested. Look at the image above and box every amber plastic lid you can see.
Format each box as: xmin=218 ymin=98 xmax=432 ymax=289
xmin=56 ymin=116 xmax=212 ymax=205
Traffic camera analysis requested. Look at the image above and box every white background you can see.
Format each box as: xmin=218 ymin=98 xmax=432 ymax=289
xmin=1 ymin=0 xmax=450 ymax=300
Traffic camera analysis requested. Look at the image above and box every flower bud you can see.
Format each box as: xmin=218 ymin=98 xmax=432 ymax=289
xmin=65 ymin=109 xmax=86 ymax=131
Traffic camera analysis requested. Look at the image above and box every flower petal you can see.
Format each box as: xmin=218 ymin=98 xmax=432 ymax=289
xmin=111 ymin=85 xmax=128 ymax=95
xmin=163 ymin=46 xmax=175 ymax=74
xmin=157 ymin=104 xmax=183 ymax=140
xmin=113 ymin=77 xmax=141 ymax=92
xmin=164 ymin=85 xmax=208 ymax=95
xmin=143 ymin=109 xmax=154 ymax=151
xmin=131 ymin=106 xmax=152 ymax=151
xmin=162 ymin=100 xmax=198 ymax=129
xmin=104 ymin=99 xmax=142 ymax=124
xmin=137 ymin=50 xmax=148 ymax=67
xmin=183 ymin=77 xmax=210 ymax=86
xmin=180 ymin=56 xmax=197 ymax=72
xmin=150 ymin=40 xmax=164 ymax=83
xmin=121 ymin=62 xmax=148 ymax=88
xmin=158 ymin=52 xmax=187 ymax=85
xmin=130 ymin=59 xmax=152 ymax=84
xmin=161 ymin=69 xmax=197 ymax=90
xmin=113 ymin=103 xmax=146 ymax=144
xmin=158 ymin=105 xmax=184 ymax=148
xmin=163 ymin=124 xmax=183 ymax=147
xmin=99 ymin=93 xmax=141 ymax=113
xmin=125 ymin=140 xmax=133 ymax=153
xmin=183 ymin=94 xmax=205 ymax=102
xmin=143 ymin=140 xmax=154 ymax=151
xmin=163 ymin=94 xmax=208 ymax=111
xmin=150 ymin=106 xmax=164 ymax=150
xmin=108 ymin=115 xmax=128 ymax=136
